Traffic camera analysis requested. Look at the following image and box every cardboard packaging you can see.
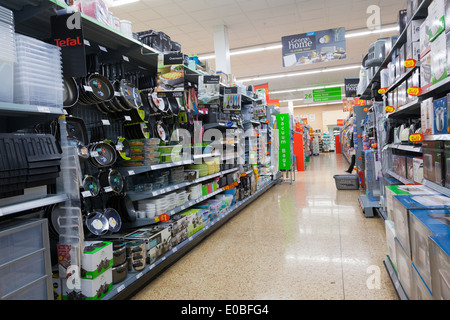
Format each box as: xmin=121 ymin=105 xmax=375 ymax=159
xmin=62 ymin=269 xmax=113 ymax=300
xmin=411 ymin=262 xmax=434 ymax=300
xmin=431 ymin=32 xmax=448 ymax=84
xmin=429 ymin=234 xmax=450 ymax=299
xmin=413 ymin=157 xmax=424 ymax=184
xmin=421 ymin=97 xmax=434 ymax=134
xmin=395 ymin=237 xmax=414 ymax=299
xmin=420 ymin=18 xmax=431 ymax=57
xmin=433 ymin=96 xmax=448 ymax=134
xmin=422 ymin=140 xmax=444 ymax=185
xmin=385 ymin=185 xmax=439 ymax=222
xmin=181 ymin=208 xmax=204 ymax=236
xmin=428 ymin=0 xmax=446 ymax=42
xmin=408 ymin=19 xmax=425 ymax=44
xmin=447 ymin=33 xmax=450 ymax=76
xmin=409 ymin=209 xmax=450 ymax=291
xmin=420 ymin=52 xmax=432 ymax=90
xmin=392 ymin=194 xmax=450 ymax=259
xmin=81 ymin=241 xmax=113 ymax=279
xmin=444 ymin=141 xmax=450 ymax=187
xmin=159 ymin=213 xmax=189 ymax=247
xmin=386 ymin=220 xmax=397 ymax=272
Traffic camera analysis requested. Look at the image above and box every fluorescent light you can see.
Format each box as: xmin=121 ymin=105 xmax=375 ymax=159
xmin=345 ymin=25 xmax=398 ymax=38
xmin=198 ymin=43 xmax=282 ymax=60
xmin=239 ymin=64 xmax=360 ymax=83
xmin=112 ymin=0 xmax=139 ymax=7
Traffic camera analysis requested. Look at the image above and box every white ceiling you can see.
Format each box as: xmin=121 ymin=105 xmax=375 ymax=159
xmin=110 ymin=0 xmax=407 ymax=108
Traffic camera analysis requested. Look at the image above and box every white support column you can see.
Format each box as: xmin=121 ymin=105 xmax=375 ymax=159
xmin=213 ymin=25 xmax=231 ymax=75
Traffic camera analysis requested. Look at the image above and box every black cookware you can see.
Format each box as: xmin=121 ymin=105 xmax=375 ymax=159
xmin=98 ymin=168 xmax=124 ymax=194
xmin=82 ymin=175 xmax=101 ymax=197
xmin=88 ymin=141 xmax=117 ymax=168
xmin=63 ymin=77 xmax=79 ymax=107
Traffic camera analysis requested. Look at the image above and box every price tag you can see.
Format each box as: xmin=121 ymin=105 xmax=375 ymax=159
xmin=123 ymin=55 xmax=129 ymax=62
xmin=409 ymin=133 xmax=424 ymax=143
xmin=136 ymin=272 xmax=143 ymax=279
xmin=378 ymin=88 xmax=388 ymax=95
xmin=407 ymin=86 xmax=422 ymax=96
xmin=81 ymin=190 xmax=92 ymax=198
xmin=124 ymin=115 xmax=132 ymax=121
xmin=172 ymin=247 xmax=178 ymax=253
xmin=37 ymin=106 xmax=51 ymax=113
xmin=104 ymin=186 xmax=113 ymax=193
xmin=385 ymin=106 xmax=395 ymax=114
xmin=114 ymin=91 xmax=121 ymax=97
xmin=101 ymin=119 xmax=110 ymax=125
xmin=404 ymin=59 xmax=417 ymax=69
xmin=83 ymin=39 xmax=91 ymax=46
xmin=117 ymin=284 xmax=125 ymax=293
xmin=158 ymin=214 xmax=170 ymax=222
xmin=90 ymin=151 xmax=99 ymax=157
xmin=98 ymin=45 xmax=108 ymax=52
xmin=180 ymin=205 xmax=186 ymax=210
xmin=128 ymin=170 xmax=135 ymax=176
xmin=83 ymin=85 xmax=93 ymax=92
xmin=116 ymin=145 xmax=123 ymax=151
xmin=188 ymin=236 xmax=193 ymax=242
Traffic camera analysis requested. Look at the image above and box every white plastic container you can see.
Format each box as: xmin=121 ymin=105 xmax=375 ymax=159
xmin=120 ymin=19 xmax=132 ymax=38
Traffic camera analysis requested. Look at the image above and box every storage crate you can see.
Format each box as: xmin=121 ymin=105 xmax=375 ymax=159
xmin=333 ymin=174 xmax=360 ymax=190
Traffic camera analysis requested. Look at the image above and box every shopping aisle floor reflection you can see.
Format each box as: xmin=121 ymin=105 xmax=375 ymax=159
xmin=132 ymin=153 xmax=398 ymax=300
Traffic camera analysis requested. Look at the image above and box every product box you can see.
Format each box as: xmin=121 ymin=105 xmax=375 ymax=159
xmin=420 ymin=52 xmax=432 ymax=90
xmin=409 ymin=209 xmax=450 ymax=290
xmin=181 ymin=208 xmax=204 ymax=236
xmin=447 ymin=33 xmax=450 ymax=76
xmin=429 ymin=234 xmax=450 ymax=299
xmin=52 ymin=274 xmax=62 ymax=300
xmin=395 ymin=237 xmax=414 ymax=299
xmin=431 ymin=32 xmax=448 ymax=84
xmin=423 ymin=140 xmax=444 ymax=185
xmin=62 ymin=268 xmax=113 ymax=300
xmin=408 ymin=18 xmax=425 ymax=44
xmin=391 ymin=194 xmax=450 ymax=258
xmin=421 ymin=97 xmax=434 ymax=134
xmin=124 ymin=225 xmax=173 ymax=264
xmin=406 ymin=156 xmax=415 ymax=181
xmin=444 ymin=141 xmax=450 ymax=187
xmin=386 ymin=185 xmax=440 ymax=222
xmin=411 ymin=262 xmax=434 ymax=300
xmin=408 ymin=41 xmax=421 ymax=61
xmin=81 ymin=241 xmax=113 ymax=279
xmin=428 ymin=0 xmax=446 ymax=42
xmin=380 ymin=68 xmax=390 ymax=88
xmin=159 ymin=213 xmax=189 ymax=247
xmin=420 ymin=18 xmax=431 ymax=56
xmin=386 ymin=219 xmax=398 ymax=273
xmin=433 ymin=96 xmax=448 ymax=134
xmin=413 ymin=157 xmax=424 ymax=184
xmin=388 ymin=61 xmax=396 ymax=85
xmin=398 ymin=81 xmax=408 ymax=107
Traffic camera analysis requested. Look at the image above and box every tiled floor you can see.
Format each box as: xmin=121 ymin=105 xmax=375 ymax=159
xmin=132 ymin=153 xmax=398 ymax=300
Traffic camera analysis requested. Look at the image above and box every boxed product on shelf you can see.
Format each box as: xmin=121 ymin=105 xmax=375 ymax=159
xmin=392 ymin=194 xmax=450 ymax=260
xmin=180 ymin=208 xmax=204 ymax=237
xmin=411 ymin=262 xmax=433 ymax=300
xmin=406 ymin=156 xmax=415 ymax=181
xmin=395 ymin=236 xmax=414 ymax=299
xmin=446 ymin=0 xmax=450 ymax=33
xmin=421 ymin=97 xmax=434 ymax=134
xmin=421 ymin=52 xmax=433 ymax=90
xmin=160 ymin=213 xmax=189 ymax=247
xmin=0 ymin=7 xmax=15 ymax=104
xmin=423 ymin=140 xmax=444 ymax=185
xmin=431 ymin=32 xmax=447 ymax=84
xmin=408 ymin=18 xmax=424 ymax=44
xmin=447 ymin=33 xmax=450 ymax=76
xmin=428 ymin=0 xmax=446 ymax=42
xmin=429 ymin=234 xmax=450 ymax=300
xmin=413 ymin=157 xmax=424 ymax=184
xmin=386 ymin=219 xmax=397 ymax=273
xmin=81 ymin=241 xmax=113 ymax=279
xmin=445 ymin=141 xmax=450 ymax=188
xmin=385 ymin=185 xmax=439 ymax=222
xmin=408 ymin=40 xmax=421 ymax=61
xmin=380 ymin=68 xmax=390 ymax=88
xmin=409 ymin=209 xmax=450 ymax=292
xmin=398 ymin=81 xmax=408 ymax=107
xmin=433 ymin=96 xmax=447 ymax=134
xmin=420 ymin=18 xmax=430 ymax=56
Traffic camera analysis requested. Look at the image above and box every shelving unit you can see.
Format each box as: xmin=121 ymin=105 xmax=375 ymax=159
xmin=0 ymin=0 xmax=282 ymax=300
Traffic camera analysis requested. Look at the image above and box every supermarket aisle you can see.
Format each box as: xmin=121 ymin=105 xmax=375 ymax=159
xmin=132 ymin=153 xmax=398 ymax=300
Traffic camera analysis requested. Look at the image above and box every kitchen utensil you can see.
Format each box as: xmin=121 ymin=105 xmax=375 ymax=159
xmin=63 ymin=77 xmax=79 ymax=107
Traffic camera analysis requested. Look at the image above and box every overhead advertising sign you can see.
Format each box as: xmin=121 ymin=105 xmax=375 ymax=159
xmin=281 ymin=27 xmax=346 ymax=67
xmin=344 ymin=78 xmax=360 ymax=97
xmin=304 ymin=86 xmax=342 ymax=103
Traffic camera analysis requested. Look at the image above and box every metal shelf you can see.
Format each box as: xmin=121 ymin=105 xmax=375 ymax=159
xmin=0 ymin=193 xmax=69 ymax=217
xmin=386 ymin=169 xmax=414 ymax=185
xmin=386 ymin=100 xmax=421 ymax=119
xmin=104 ymin=179 xmax=278 ymax=300
xmin=389 ymin=143 xmax=423 ymax=153
xmin=422 ymin=179 xmax=450 ymax=197
xmin=384 ymin=63 xmax=420 ymax=95
xmin=127 ymin=168 xmax=239 ymax=201
xmin=424 ymin=134 xmax=450 ymax=141
xmin=384 ymin=255 xmax=409 ymax=300
xmin=419 ymin=76 xmax=450 ymax=100
xmin=0 ymin=102 xmax=65 ymax=116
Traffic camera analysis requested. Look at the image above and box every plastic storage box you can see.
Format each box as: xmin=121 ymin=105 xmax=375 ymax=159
xmin=0 ymin=8 xmax=16 ymax=103
xmin=333 ymin=174 xmax=359 ymax=190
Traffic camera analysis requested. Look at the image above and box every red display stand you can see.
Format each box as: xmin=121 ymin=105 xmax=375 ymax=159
xmin=294 ymin=132 xmax=305 ymax=172
xmin=335 ymin=135 xmax=341 ymax=154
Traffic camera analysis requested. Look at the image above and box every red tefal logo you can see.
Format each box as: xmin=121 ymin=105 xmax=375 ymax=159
xmin=54 ymin=37 xmax=82 ymax=47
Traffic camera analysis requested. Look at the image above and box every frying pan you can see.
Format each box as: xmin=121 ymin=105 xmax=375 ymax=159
xmin=120 ymin=195 xmax=137 ymax=222
xmin=83 ymin=72 xmax=115 ymax=104
xmin=85 ymin=209 xmax=109 ymax=236
xmin=116 ymin=137 xmax=131 ymax=161
xmin=167 ymin=96 xmax=179 ymax=115
xmin=103 ymin=208 xmax=122 ymax=233
xmin=66 ymin=116 xmax=89 ymax=145
xmin=82 ymin=175 xmax=101 ymax=197
xmin=63 ymin=77 xmax=79 ymax=107
xmin=98 ymin=168 xmax=124 ymax=194
xmin=88 ymin=141 xmax=117 ymax=168
xmin=154 ymin=120 xmax=170 ymax=142
xmin=115 ymin=63 xmax=142 ymax=111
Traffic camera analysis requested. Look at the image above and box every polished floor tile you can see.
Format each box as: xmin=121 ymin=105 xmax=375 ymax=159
xmin=132 ymin=153 xmax=398 ymax=300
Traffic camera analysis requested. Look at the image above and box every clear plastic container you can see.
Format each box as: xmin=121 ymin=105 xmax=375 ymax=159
xmin=0 ymin=59 xmax=14 ymax=103
xmin=16 ymin=33 xmax=61 ymax=52
xmin=14 ymin=80 xmax=63 ymax=107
